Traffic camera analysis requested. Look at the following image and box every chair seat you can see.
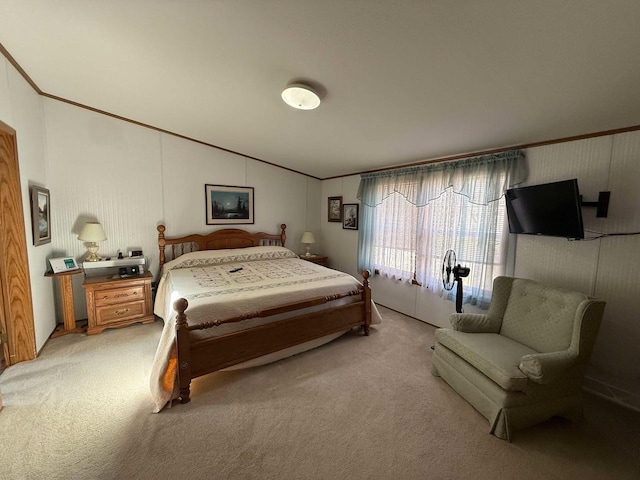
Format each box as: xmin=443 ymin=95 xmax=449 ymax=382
xmin=435 ymin=329 xmax=538 ymax=392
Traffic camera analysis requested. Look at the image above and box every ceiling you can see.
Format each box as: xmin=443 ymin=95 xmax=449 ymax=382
xmin=1 ymin=1 xmax=640 ymax=179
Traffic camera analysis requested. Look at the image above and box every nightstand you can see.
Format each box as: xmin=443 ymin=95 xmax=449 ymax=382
xmin=82 ymin=272 xmax=154 ymax=335
xmin=300 ymin=255 xmax=329 ymax=267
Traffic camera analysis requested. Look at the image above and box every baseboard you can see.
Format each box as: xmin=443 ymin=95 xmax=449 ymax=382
xmin=375 ymin=302 xmax=441 ymax=329
xmin=583 ymin=375 xmax=640 ymax=413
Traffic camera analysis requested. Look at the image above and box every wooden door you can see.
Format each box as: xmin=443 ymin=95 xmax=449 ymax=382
xmin=0 ymin=120 xmax=36 ymax=365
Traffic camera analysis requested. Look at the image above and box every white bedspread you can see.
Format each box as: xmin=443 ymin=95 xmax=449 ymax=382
xmin=150 ymin=246 xmax=381 ymax=412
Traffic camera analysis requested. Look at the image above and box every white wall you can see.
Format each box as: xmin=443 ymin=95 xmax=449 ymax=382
xmin=514 ymin=134 xmax=640 ymax=410
xmin=159 ymin=134 xmax=321 ymax=245
xmin=2 ymin=58 xmax=320 ymax=347
xmin=42 ymin=100 xmax=321 ymax=320
xmin=0 ymin=57 xmax=56 ymax=352
xmin=43 ymin=100 xmax=165 ymax=319
xmin=320 ymin=177 xmax=360 ymax=276
xmin=321 ymin=133 xmax=640 ymax=410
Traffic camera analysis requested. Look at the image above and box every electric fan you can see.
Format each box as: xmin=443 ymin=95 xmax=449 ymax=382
xmin=442 ymin=249 xmax=471 ymax=313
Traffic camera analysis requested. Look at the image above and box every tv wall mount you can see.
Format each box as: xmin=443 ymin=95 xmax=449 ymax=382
xmin=580 ymin=191 xmax=610 ymax=218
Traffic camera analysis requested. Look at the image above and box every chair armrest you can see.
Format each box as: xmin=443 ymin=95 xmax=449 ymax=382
xmin=449 ymin=313 xmax=502 ymax=333
xmin=519 ymin=351 xmax=578 ymax=384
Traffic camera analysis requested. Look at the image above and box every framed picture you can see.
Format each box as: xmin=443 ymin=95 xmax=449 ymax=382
xmin=30 ymin=186 xmax=51 ymax=246
xmin=342 ymin=203 xmax=359 ymax=230
xmin=328 ymin=196 xmax=342 ymax=222
xmin=205 ymin=184 xmax=254 ymax=225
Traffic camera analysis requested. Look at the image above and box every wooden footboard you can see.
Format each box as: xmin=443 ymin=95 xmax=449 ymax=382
xmin=173 ymin=270 xmax=372 ymax=404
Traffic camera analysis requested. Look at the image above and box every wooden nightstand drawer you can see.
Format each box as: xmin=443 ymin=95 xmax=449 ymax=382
xmin=83 ymin=272 xmax=154 ymax=335
xmin=95 ymin=285 xmax=145 ymax=306
xmin=96 ymin=301 xmax=146 ymax=325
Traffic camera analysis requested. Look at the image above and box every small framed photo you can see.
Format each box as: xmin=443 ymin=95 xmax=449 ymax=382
xmin=49 ymin=257 xmax=80 ymax=274
xmin=205 ymin=184 xmax=254 ymax=225
xmin=30 ymin=186 xmax=51 ymax=246
xmin=342 ymin=203 xmax=359 ymax=230
xmin=328 ymin=196 xmax=342 ymax=222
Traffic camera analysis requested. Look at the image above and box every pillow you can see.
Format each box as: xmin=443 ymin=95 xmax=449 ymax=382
xmin=163 ymin=245 xmax=298 ymax=271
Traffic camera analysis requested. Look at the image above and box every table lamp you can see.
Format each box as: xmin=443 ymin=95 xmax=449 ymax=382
xmin=301 ymin=231 xmax=316 ymax=257
xmin=78 ymin=222 xmax=107 ymax=262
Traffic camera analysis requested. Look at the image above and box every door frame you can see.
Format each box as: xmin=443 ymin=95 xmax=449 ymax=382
xmin=0 ymin=271 xmax=9 ymax=372
xmin=0 ymin=120 xmax=37 ymax=365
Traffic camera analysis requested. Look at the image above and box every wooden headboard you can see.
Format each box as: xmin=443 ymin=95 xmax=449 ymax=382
xmin=157 ymin=224 xmax=287 ymax=269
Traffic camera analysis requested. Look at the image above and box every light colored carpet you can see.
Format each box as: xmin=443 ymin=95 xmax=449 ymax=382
xmin=1 ymin=306 xmax=639 ymax=480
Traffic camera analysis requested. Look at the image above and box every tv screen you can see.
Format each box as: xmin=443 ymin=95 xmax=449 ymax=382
xmin=505 ymin=179 xmax=585 ymax=239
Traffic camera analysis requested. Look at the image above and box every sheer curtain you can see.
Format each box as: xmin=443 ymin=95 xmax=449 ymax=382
xmin=357 ymin=151 xmax=526 ymax=308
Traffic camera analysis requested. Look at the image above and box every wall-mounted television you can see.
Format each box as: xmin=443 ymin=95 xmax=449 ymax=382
xmin=505 ymin=179 xmax=585 ymax=240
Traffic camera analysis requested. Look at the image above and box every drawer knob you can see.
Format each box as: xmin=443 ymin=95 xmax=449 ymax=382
xmin=115 ymin=308 xmax=130 ymax=315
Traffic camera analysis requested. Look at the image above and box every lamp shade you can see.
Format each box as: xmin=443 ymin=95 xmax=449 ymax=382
xmin=78 ymin=222 xmax=106 ymax=242
xmin=281 ymin=84 xmax=321 ymax=110
xmin=301 ymin=231 xmax=316 ymax=244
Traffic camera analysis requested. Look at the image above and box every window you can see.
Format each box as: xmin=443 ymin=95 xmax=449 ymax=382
xmin=370 ymin=191 xmax=418 ymax=280
xmin=357 ymin=151 xmax=525 ymax=309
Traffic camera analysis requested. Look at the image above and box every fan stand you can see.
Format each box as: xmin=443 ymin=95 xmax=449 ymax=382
xmin=454 ymin=273 xmax=465 ymax=313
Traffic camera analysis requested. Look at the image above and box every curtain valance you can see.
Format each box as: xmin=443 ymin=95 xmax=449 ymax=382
xmin=357 ymin=150 xmax=527 ymax=207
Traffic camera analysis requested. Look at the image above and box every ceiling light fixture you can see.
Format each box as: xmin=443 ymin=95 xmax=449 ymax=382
xmin=281 ymin=83 xmax=321 ymax=110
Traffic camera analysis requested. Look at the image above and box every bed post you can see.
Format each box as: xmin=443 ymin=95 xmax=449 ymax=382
xmin=174 ymin=298 xmax=192 ymax=404
xmin=280 ymin=223 xmax=287 ymax=247
xmin=362 ymin=270 xmax=371 ymax=336
xmin=158 ymin=224 xmax=166 ymax=269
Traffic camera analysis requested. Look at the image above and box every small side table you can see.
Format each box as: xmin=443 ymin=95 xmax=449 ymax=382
xmin=300 ymin=255 xmax=329 ymax=267
xmin=45 ymin=269 xmax=85 ymax=337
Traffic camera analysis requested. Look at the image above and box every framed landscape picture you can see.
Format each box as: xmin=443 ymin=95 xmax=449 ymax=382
xmin=342 ymin=203 xmax=359 ymax=230
xmin=328 ymin=196 xmax=342 ymax=222
xmin=30 ymin=186 xmax=51 ymax=246
xmin=205 ymin=184 xmax=254 ymax=225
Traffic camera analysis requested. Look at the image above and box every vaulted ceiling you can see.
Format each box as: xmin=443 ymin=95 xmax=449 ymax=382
xmin=1 ymin=1 xmax=640 ymax=179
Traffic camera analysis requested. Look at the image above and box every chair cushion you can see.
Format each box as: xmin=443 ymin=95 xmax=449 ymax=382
xmin=435 ymin=329 xmax=538 ymax=392
xmin=500 ymin=278 xmax=586 ymax=353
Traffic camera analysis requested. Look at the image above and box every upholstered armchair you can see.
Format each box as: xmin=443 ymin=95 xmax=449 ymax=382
xmin=431 ymin=276 xmax=605 ymax=441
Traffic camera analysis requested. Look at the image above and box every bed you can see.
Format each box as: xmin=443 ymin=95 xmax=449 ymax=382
xmin=150 ymin=224 xmax=380 ymax=412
